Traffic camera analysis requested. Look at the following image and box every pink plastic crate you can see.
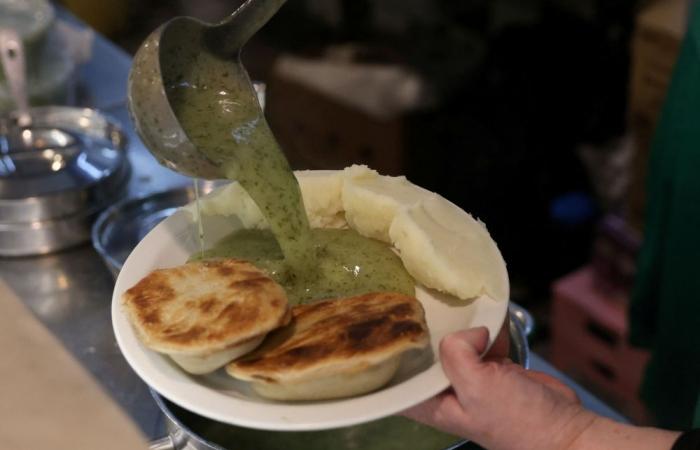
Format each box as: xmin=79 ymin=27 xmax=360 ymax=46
xmin=550 ymin=266 xmax=651 ymax=422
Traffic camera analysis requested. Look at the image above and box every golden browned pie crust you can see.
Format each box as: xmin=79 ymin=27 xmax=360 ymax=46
xmin=122 ymin=259 xmax=289 ymax=356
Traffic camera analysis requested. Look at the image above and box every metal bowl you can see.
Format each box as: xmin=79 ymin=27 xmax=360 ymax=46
xmin=91 ymin=181 xmax=220 ymax=278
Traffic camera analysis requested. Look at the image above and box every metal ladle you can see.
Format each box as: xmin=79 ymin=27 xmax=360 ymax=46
xmin=0 ymin=28 xmax=31 ymax=127
xmin=127 ymin=0 xmax=285 ymax=180
xmin=0 ymin=28 xmax=82 ymax=177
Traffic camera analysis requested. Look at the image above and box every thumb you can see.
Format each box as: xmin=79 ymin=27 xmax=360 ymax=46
xmin=439 ymin=327 xmax=490 ymax=393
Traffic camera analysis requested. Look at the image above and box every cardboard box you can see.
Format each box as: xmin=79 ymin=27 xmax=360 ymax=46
xmin=266 ymin=53 xmax=433 ymax=176
xmin=626 ymin=0 xmax=687 ymax=232
xmin=591 ymin=214 xmax=642 ymax=295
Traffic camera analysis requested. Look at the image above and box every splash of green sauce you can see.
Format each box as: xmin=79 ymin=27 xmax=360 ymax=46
xmin=195 ymin=415 xmax=460 ymax=450
xmin=190 ymin=228 xmax=415 ymax=305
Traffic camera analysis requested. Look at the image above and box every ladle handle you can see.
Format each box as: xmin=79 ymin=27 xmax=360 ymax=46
xmin=0 ymin=28 xmax=31 ymax=127
xmin=207 ymin=0 xmax=287 ymax=54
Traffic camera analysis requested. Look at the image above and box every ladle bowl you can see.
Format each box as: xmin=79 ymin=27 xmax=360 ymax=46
xmin=127 ymin=0 xmax=285 ymax=179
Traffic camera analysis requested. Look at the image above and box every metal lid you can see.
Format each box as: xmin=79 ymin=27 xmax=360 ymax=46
xmin=0 ymin=106 xmax=129 ymax=222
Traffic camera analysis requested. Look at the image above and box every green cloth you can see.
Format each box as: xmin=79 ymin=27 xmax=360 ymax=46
xmin=629 ymin=4 xmax=700 ymax=430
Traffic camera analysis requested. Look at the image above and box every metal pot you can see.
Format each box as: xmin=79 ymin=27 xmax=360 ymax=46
xmin=0 ymin=106 xmax=129 ymax=256
xmin=148 ymin=305 xmax=532 ymax=450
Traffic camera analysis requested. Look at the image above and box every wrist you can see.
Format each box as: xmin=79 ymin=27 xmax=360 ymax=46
xmin=566 ymin=414 xmax=681 ymax=450
xmin=564 ymin=413 xmax=606 ymax=450
xmin=556 ymin=408 xmax=598 ymax=450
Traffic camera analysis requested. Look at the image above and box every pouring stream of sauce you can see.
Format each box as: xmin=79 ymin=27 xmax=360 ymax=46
xmin=161 ymin=10 xmax=413 ymax=304
xmin=168 ymin=75 xmax=316 ymax=284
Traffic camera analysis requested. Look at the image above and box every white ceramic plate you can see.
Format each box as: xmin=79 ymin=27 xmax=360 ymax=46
xmin=112 ymin=198 xmax=509 ymax=432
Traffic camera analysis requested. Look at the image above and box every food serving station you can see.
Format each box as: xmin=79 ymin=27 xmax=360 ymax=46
xmin=0 ymin=8 xmax=628 ymax=450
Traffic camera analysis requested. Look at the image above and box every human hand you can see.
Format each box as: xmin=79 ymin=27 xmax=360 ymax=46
xmin=402 ymin=326 xmax=596 ymax=450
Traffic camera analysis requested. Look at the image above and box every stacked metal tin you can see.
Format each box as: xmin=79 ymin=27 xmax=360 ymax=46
xmin=0 ymin=106 xmax=129 ymax=255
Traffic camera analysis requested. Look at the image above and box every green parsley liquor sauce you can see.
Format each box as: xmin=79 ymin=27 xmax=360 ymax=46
xmin=165 ymin=42 xmax=414 ymax=304
xmin=166 ymin=60 xmax=315 ymax=284
xmin=191 ymin=228 xmax=415 ymax=305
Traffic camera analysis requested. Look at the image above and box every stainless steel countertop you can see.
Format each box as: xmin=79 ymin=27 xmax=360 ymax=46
xmin=0 ymin=12 xmax=628 ymax=443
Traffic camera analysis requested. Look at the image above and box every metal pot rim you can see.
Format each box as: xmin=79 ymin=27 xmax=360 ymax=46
xmin=151 ymin=387 xmax=226 ymax=450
